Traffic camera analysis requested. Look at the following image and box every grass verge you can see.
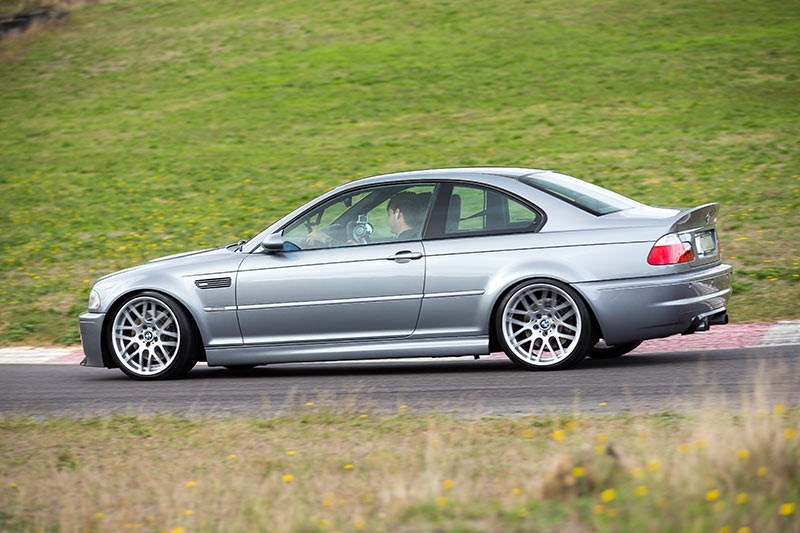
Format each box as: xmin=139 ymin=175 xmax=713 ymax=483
xmin=1 ymin=406 xmax=798 ymax=532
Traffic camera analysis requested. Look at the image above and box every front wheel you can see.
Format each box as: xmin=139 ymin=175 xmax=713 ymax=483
xmin=495 ymin=280 xmax=593 ymax=370
xmin=107 ymin=291 xmax=198 ymax=380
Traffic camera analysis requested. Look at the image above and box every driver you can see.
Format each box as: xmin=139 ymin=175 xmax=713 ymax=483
xmin=305 ymin=191 xmax=429 ymax=247
xmin=386 ymin=191 xmax=429 ymax=240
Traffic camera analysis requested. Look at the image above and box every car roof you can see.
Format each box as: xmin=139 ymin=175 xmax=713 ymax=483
xmin=341 ymin=167 xmax=542 ymax=188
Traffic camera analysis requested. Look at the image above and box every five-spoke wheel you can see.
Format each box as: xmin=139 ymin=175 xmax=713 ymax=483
xmin=496 ymin=280 xmax=592 ymax=370
xmin=108 ymin=292 xmax=197 ymax=380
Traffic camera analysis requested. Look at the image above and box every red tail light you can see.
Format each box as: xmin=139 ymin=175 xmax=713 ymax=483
xmin=648 ymin=234 xmax=695 ymax=265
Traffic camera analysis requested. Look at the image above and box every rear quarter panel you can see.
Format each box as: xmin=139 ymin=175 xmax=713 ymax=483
xmin=415 ymin=231 xmax=659 ymax=338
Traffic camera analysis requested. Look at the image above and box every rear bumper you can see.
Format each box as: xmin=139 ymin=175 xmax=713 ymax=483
xmin=575 ymin=264 xmax=732 ymax=345
xmin=78 ymin=312 xmax=106 ymax=367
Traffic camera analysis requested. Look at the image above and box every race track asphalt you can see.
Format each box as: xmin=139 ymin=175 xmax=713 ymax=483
xmin=1 ymin=345 xmax=798 ymax=417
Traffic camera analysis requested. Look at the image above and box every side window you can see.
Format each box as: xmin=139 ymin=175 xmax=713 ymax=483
xmin=283 ymin=184 xmax=436 ymax=250
xmin=444 ymin=185 xmax=540 ymax=236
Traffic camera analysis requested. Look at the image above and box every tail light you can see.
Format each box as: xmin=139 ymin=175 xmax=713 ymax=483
xmin=648 ymin=234 xmax=695 ymax=265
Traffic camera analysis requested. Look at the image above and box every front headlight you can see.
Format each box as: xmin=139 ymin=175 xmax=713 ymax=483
xmin=88 ymin=290 xmax=101 ymax=311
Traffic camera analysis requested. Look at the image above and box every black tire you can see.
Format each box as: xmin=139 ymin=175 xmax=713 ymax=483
xmin=588 ymin=340 xmax=642 ymax=359
xmin=495 ymin=279 xmax=593 ymax=371
xmin=106 ymin=291 xmax=199 ymax=380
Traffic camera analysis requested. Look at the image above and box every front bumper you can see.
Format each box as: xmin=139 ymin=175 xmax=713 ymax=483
xmin=79 ymin=312 xmax=106 ymax=367
xmin=576 ymin=263 xmax=732 ymax=345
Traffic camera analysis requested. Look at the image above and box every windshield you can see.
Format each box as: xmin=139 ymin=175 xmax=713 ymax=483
xmin=520 ymin=172 xmax=641 ymax=216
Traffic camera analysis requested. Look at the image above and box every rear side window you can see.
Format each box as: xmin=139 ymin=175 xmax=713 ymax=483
xmin=443 ymin=185 xmax=540 ymax=236
xmin=520 ymin=172 xmax=640 ymax=216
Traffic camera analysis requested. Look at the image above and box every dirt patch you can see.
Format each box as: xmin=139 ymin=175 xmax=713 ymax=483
xmin=0 ymin=7 xmax=69 ymax=40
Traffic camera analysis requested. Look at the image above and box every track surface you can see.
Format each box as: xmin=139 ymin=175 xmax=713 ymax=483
xmin=1 ymin=345 xmax=798 ymax=416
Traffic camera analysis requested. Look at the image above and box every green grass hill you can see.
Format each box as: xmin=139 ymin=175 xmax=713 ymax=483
xmin=1 ymin=0 xmax=798 ymax=344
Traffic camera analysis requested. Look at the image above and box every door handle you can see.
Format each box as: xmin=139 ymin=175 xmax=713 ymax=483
xmin=387 ymin=250 xmax=423 ymax=261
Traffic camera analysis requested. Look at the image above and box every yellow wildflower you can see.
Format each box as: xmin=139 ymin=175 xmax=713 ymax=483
xmin=600 ymin=489 xmax=616 ymax=503
xmin=736 ymin=448 xmax=749 ymax=460
xmin=706 ymin=489 xmax=720 ymax=502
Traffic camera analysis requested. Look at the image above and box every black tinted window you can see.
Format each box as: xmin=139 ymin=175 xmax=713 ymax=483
xmin=520 ymin=172 xmax=640 ymax=216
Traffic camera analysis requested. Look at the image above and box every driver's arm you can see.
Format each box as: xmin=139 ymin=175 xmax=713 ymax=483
xmin=305 ymin=228 xmax=332 ymax=247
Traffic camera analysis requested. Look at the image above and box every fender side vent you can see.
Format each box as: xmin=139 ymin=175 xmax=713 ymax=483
xmin=195 ymin=277 xmax=232 ymax=289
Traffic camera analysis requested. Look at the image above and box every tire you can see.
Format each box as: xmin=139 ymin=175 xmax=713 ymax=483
xmin=589 ymin=340 xmax=642 ymax=359
xmin=107 ymin=291 xmax=198 ymax=380
xmin=495 ymin=279 xmax=593 ymax=370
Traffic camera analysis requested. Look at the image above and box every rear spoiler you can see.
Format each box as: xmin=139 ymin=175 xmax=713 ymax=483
xmin=669 ymin=203 xmax=719 ymax=234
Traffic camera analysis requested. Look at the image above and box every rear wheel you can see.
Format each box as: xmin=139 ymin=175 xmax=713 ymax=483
xmin=108 ymin=291 xmax=198 ymax=380
xmin=589 ymin=340 xmax=642 ymax=359
xmin=495 ymin=280 xmax=592 ymax=370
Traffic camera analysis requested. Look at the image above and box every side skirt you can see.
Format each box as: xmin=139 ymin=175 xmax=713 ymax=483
xmin=205 ymin=336 xmax=490 ymax=367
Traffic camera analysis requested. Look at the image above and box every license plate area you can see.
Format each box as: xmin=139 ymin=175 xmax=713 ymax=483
xmin=694 ymin=230 xmax=717 ymax=257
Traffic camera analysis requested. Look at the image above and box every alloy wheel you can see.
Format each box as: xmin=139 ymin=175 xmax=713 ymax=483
xmin=111 ymin=296 xmax=181 ymax=377
xmin=501 ymin=283 xmax=583 ymax=366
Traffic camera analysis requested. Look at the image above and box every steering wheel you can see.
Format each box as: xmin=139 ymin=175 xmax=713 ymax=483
xmin=347 ymin=219 xmax=374 ymax=244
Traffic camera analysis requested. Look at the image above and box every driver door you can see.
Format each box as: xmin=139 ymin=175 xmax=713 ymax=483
xmin=236 ymin=183 xmax=436 ymax=345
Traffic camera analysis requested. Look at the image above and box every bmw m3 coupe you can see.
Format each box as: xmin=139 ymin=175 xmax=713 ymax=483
xmin=79 ymin=167 xmax=732 ymax=379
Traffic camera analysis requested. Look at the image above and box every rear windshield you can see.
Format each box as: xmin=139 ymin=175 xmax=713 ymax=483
xmin=519 ymin=172 xmax=641 ymax=216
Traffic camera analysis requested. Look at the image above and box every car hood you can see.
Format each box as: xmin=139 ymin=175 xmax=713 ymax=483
xmin=96 ymin=246 xmax=233 ymax=282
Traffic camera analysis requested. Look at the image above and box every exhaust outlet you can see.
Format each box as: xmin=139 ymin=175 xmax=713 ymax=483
xmin=682 ymin=308 xmax=727 ymax=335
xmin=708 ymin=312 xmax=729 ymax=326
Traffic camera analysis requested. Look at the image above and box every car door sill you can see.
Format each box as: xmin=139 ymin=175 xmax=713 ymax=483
xmin=205 ymin=336 xmax=489 ymax=367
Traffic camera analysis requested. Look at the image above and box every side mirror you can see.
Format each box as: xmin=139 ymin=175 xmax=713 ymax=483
xmin=261 ymin=233 xmax=285 ymax=253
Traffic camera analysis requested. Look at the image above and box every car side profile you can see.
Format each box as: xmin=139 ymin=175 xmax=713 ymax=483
xmin=79 ymin=167 xmax=732 ymax=379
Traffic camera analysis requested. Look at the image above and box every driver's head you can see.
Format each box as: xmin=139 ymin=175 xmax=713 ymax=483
xmin=387 ymin=192 xmax=429 ymax=234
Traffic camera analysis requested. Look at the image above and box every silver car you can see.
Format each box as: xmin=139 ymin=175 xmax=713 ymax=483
xmin=79 ymin=167 xmax=732 ymax=379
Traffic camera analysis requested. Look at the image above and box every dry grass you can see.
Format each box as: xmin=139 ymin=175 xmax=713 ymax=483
xmin=1 ymin=402 xmax=798 ymax=532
